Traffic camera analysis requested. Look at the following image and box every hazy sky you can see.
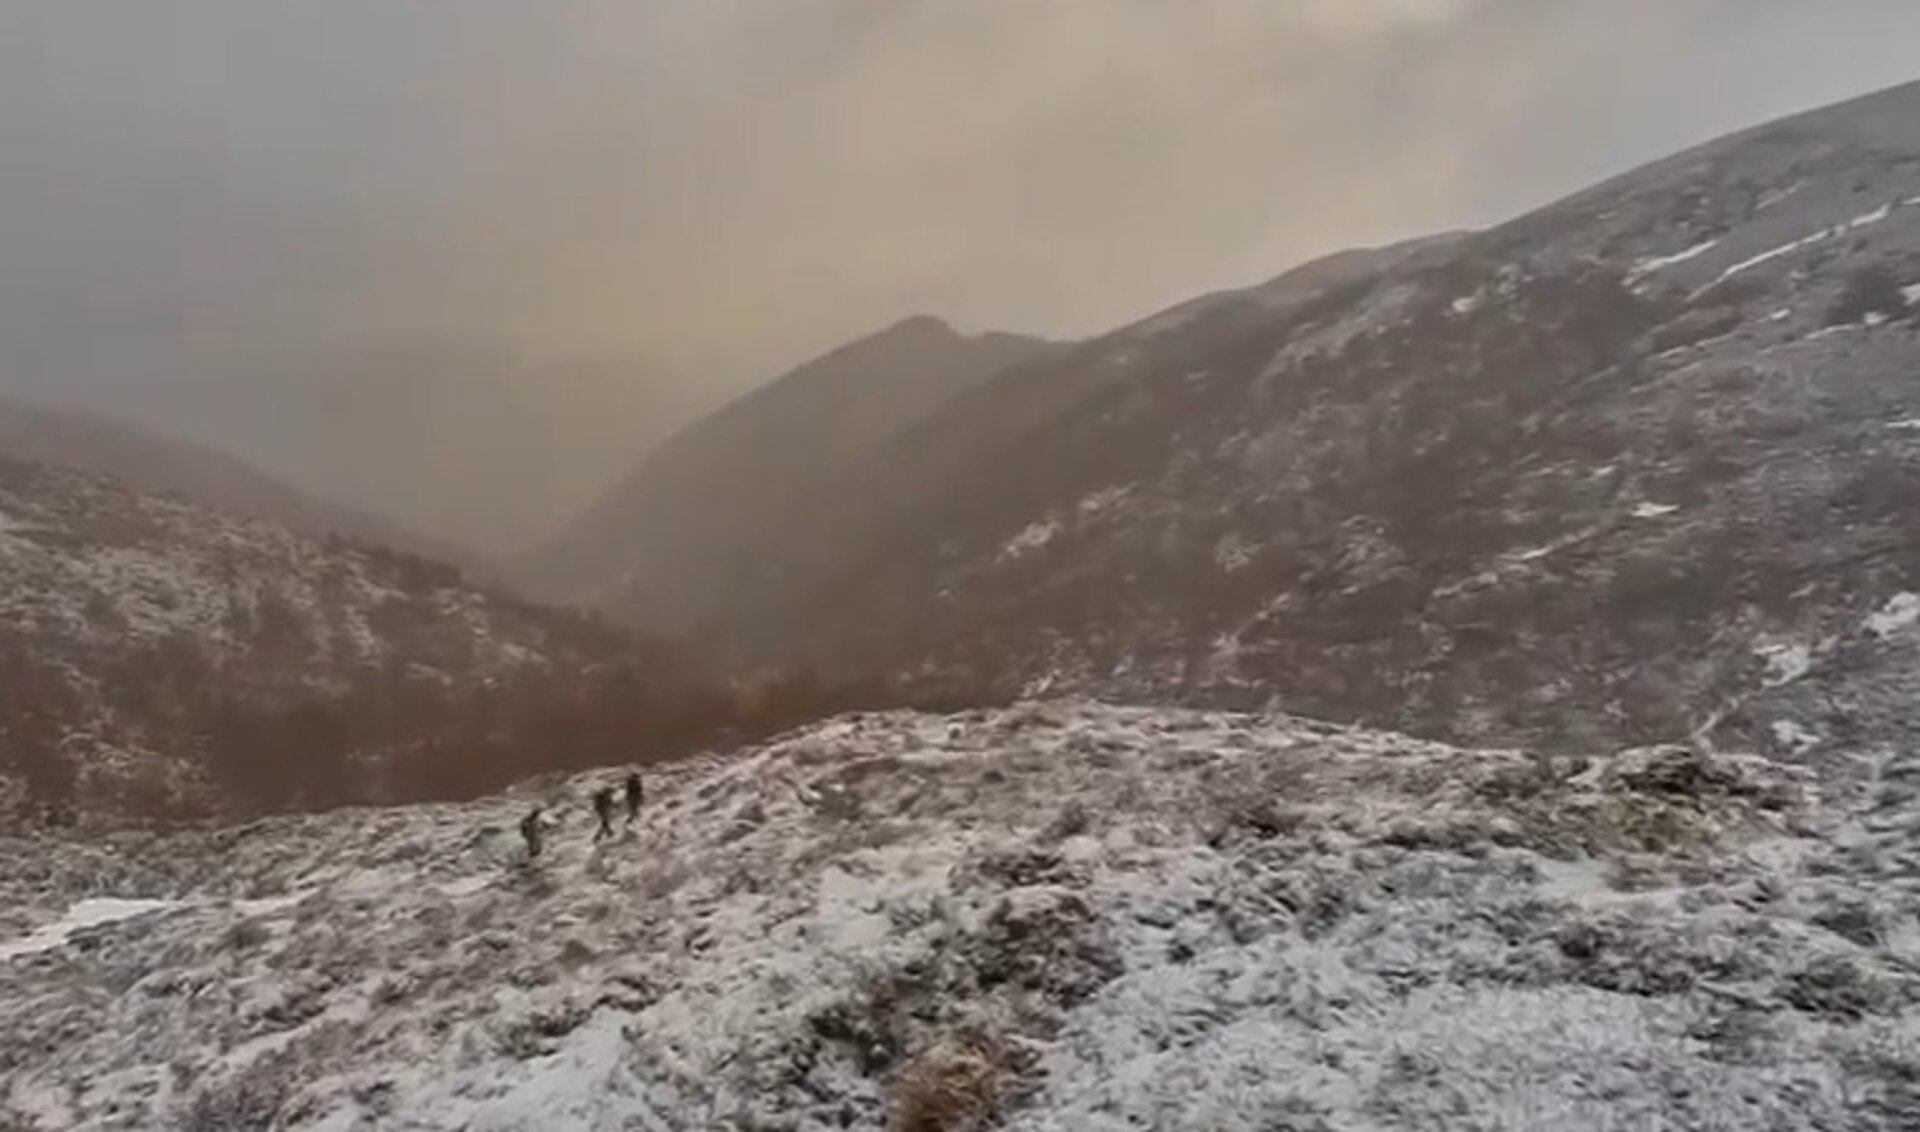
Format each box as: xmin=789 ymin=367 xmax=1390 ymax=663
xmin=8 ymin=1 xmax=1920 ymax=550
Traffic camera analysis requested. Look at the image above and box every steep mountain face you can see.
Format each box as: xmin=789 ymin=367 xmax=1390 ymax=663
xmin=7 ymin=701 xmax=1918 ymax=1129
xmin=0 ymin=457 xmax=625 ymax=820
xmin=0 ymin=394 xmax=474 ymax=571
xmin=769 ymin=80 xmax=1920 ymax=758
xmin=522 ymin=316 xmax=1056 ymax=636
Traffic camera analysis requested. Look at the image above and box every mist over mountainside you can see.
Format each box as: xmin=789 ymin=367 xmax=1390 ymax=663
xmin=195 ymin=345 xmax=701 ymax=557
xmin=634 ymin=78 xmax=1920 ymax=760
xmin=0 ymin=394 xmax=474 ymax=571
xmin=522 ymin=316 xmax=1057 ymax=635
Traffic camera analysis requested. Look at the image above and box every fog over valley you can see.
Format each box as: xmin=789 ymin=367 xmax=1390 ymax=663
xmin=10 ymin=0 xmax=1920 ymax=551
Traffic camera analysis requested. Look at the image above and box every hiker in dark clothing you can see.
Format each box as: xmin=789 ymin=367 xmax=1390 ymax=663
xmin=623 ymin=771 xmax=644 ymax=827
xmin=520 ymin=806 xmax=545 ymax=859
xmin=591 ymin=786 xmax=617 ymax=842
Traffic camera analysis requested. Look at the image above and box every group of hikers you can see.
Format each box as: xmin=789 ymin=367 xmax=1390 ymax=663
xmin=517 ymin=769 xmax=644 ymax=859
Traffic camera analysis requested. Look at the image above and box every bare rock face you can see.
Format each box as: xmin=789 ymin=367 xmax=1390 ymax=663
xmin=597 ymin=80 xmax=1920 ymax=761
xmin=4 ymin=702 xmax=1917 ymax=1130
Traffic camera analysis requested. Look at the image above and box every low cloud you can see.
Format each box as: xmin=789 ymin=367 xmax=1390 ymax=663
xmin=7 ymin=1 xmax=1920 ymax=548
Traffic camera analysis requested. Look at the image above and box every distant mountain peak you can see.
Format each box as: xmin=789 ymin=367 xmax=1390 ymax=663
xmin=880 ymin=312 xmax=958 ymax=338
xmin=517 ymin=314 xmax=1060 ymax=622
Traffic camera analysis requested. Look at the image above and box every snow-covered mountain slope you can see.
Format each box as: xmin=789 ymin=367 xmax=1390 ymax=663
xmin=0 ymin=393 xmax=474 ymax=572
xmin=746 ymin=79 xmax=1920 ymax=758
xmin=0 ymin=457 xmax=623 ymax=820
xmin=5 ymin=701 xmax=1917 ymax=1130
xmin=520 ymin=315 xmax=1057 ymax=636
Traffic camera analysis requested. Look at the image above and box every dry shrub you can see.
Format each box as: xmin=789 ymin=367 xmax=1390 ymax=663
xmin=888 ymin=1037 xmax=1005 ymax=1132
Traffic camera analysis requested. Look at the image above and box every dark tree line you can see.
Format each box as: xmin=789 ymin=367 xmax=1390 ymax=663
xmin=196 ymin=660 xmax=1003 ymax=816
xmin=4 ymin=648 xmax=1001 ymax=824
xmin=0 ymin=645 xmax=82 ymax=808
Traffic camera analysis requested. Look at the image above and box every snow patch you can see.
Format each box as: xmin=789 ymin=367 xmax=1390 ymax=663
xmin=1075 ymin=486 xmax=1130 ymax=520
xmin=0 ymin=897 xmax=178 ymax=961
xmin=1849 ymin=203 xmax=1893 ymax=228
xmin=1755 ymin=642 xmax=1813 ymax=687
xmin=1707 ymin=202 xmax=1897 ymax=289
xmin=1715 ymin=234 xmax=1824 ymax=283
xmin=998 ymin=518 xmax=1062 ymax=562
xmin=1628 ymin=238 xmax=1719 ymax=279
xmin=1769 ymin=719 xmax=1823 ymax=755
xmin=1865 ymin=592 xmax=1920 ymax=638
xmin=1213 ymin=531 xmax=1257 ymax=573
xmin=1756 ymin=180 xmax=1805 ymax=212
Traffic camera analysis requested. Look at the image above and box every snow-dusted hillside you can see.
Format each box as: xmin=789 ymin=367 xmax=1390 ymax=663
xmin=5 ymin=701 xmax=1917 ymax=1129
xmin=0 ymin=457 xmax=621 ymax=819
xmin=606 ymin=80 xmax=1920 ymax=761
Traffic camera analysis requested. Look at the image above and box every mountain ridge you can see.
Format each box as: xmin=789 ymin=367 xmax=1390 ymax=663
xmin=520 ymin=315 xmax=1059 ymax=633
xmin=0 ymin=392 xmax=479 ymax=574
xmin=656 ymin=78 xmax=1920 ymax=762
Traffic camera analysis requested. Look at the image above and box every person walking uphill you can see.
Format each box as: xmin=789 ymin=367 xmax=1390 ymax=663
xmin=623 ymin=770 xmax=644 ymax=827
xmin=591 ymin=785 xmax=617 ymax=842
xmin=520 ymin=806 xmax=546 ymax=860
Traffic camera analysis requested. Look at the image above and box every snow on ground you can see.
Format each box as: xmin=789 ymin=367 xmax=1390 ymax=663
xmin=999 ymin=518 xmax=1063 ymax=562
xmin=4 ymin=702 xmax=1919 ymax=1130
xmin=1865 ymin=592 xmax=1920 ymax=638
xmin=1074 ymin=486 xmax=1131 ymax=520
xmin=0 ymin=898 xmax=179 ymax=962
xmin=1714 ymin=234 xmax=1827 ymax=285
xmin=1852 ymin=203 xmax=1895 ymax=229
xmin=1628 ymin=238 xmax=1719 ymax=280
xmin=1212 ymin=531 xmax=1256 ymax=573
xmin=1756 ymin=641 xmax=1815 ymax=686
xmin=1706 ymin=200 xmax=1901 ymax=290
xmin=1769 ymin=719 xmax=1824 ymax=755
